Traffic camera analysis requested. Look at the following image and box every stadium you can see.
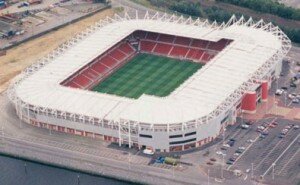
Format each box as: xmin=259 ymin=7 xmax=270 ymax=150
xmin=7 ymin=12 xmax=291 ymax=152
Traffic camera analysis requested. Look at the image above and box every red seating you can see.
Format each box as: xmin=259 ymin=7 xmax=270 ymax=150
xmin=174 ymin=36 xmax=191 ymax=46
xmin=201 ymin=52 xmax=211 ymax=61
xmin=71 ymin=75 xmax=91 ymax=87
xmin=119 ymin=43 xmax=135 ymax=54
xmin=153 ymin=43 xmax=172 ymax=55
xmin=91 ymin=63 xmax=109 ymax=74
xmin=170 ymin=46 xmax=189 ymax=57
xmin=186 ymin=48 xmax=204 ymax=60
xmin=146 ymin=32 xmax=159 ymax=40
xmin=133 ymin=30 xmax=147 ymax=39
xmin=101 ymin=56 xmax=118 ymax=68
xmin=191 ymin=39 xmax=210 ymax=49
xmin=109 ymin=49 xmax=126 ymax=61
xmin=140 ymin=41 xmax=157 ymax=52
xmin=157 ymin=34 xmax=175 ymax=43
xmin=67 ymin=81 xmax=81 ymax=88
xmin=207 ymin=39 xmax=228 ymax=51
xmin=81 ymin=68 xmax=99 ymax=79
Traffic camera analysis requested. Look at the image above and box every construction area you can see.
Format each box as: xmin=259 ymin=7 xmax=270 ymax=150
xmin=0 ymin=6 xmax=116 ymax=93
xmin=0 ymin=0 xmax=110 ymax=49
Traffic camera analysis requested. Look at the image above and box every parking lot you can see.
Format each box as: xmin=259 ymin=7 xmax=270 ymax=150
xmin=203 ymin=116 xmax=299 ymax=184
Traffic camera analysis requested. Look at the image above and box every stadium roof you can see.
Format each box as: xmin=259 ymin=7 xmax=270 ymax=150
xmin=11 ymin=12 xmax=291 ymax=125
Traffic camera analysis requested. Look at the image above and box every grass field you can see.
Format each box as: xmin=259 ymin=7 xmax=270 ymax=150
xmin=92 ymin=54 xmax=203 ymax=99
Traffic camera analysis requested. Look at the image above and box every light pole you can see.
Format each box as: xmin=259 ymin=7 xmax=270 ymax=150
xmin=272 ymin=163 xmax=275 ymax=180
xmin=251 ymin=163 xmax=254 ymax=179
xmin=208 ymin=169 xmax=210 ymax=185
xmin=172 ymin=162 xmax=175 ymax=177
xmin=128 ymin=152 xmax=131 ymax=170
xmin=221 ymin=154 xmax=224 ymax=179
xmin=284 ymin=92 xmax=287 ymax=107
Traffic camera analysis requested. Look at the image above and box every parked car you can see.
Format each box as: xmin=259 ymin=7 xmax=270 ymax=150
xmin=226 ymin=160 xmax=234 ymax=165
xmin=285 ymin=125 xmax=292 ymax=129
xmin=262 ymin=130 xmax=269 ymax=135
xmin=275 ymin=89 xmax=284 ymax=95
xmin=247 ymin=139 xmax=255 ymax=143
xmin=290 ymin=83 xmax=297 ymax=88
xmin=279 ymin=134 xmax=285 ymax=138
xmin=294 ymin=125 xmax=300 ymax=129
xmin=155 ymin=156 xmax=165 ymax=163
xmin=223 ymin=144 xmax=230 ymax=148
xmin=241 ymin=124 xmax=249 ymax=129
xmin=216 ymin=151 xmax=226 ymax=156
xmin=245 ymin=120 xmax=254 ymax=125
xmin=237 ymin=147 xmax=245 ymax=151
xmin=259 ymin=134 xmax=266 ymax=139
xmin=143 ymin=149 xmax=154 ymax=155
xmin=221 ymin=146 xmax=228 ymax=150
xmin=229 ymin=156 xmax=237 ymax=162
xmin=292 ymin=98 xmax=299 ymax=103
xmin=227 ymin=140 xmax=235 ymax=147
xmin=288 ymin=94 xmax=296 ymax=99
xmin=281 ymin=86 xmax=288 ymax=90
xmin=236 ymin=149 xmax=244 ymax=154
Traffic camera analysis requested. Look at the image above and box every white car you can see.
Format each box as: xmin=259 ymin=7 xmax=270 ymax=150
xmin=292 ymin=98 xmax=299 ymax=103
xmin=216 ymin=151 xmax=226 ymax=156
xmin=241 ymin=124 xmax=249 ymax=129
xmin=223 ymin=144 xmax=230 ymax=148
xmin=143 ymin=149 xmax=154 ymax=155
xmin=275 ymin=89 xmax=284 ymax=95
xmin=246 ymin=139 xmax=255 ymax=143
xmin=238 ymin=147 xmax=246 ymax=150
xmin=288 ymin=94 xmax=296 ymax=99
xmin=257 ymin=126 xmax=265 ymax=130
xmin=234 ymin=153 xmax=240 ymax=156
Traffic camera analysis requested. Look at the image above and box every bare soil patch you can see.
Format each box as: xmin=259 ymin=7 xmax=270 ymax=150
xmin=0 ymin=8 xmax=115 ymax=93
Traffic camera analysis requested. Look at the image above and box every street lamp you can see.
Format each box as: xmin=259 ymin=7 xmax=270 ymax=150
xmin=208 ymin=169 xmax=210 ymax=185
xmin=221 ymin=154 xmax=224 ymax=179
xmin=251 ymin=163 xmax=254 ymax=179
xmin=272 ymin=163 xmax=275 ymax=180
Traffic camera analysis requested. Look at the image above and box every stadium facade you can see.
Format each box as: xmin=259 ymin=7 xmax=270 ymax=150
xmin=8 ymin=12 xmax=291 ymax=152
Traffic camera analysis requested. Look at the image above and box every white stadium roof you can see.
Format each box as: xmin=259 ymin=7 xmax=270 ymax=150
xmin=10 ymin=12 xmax=291 ymax=125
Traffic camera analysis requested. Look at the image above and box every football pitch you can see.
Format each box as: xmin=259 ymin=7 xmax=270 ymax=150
xmin=92 ymin=54 xmax=202 ymax=99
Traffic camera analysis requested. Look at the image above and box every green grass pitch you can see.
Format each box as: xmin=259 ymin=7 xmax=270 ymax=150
xmin=92 ymin=53 xmax=203 ymax=99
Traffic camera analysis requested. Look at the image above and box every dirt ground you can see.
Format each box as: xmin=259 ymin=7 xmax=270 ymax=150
xmin=0 ymin=8 xmax=116 ymax=93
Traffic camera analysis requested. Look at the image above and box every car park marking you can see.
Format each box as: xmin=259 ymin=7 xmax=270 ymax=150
xmin=262 ymin=133 xmax=300 ymax=177
xmin=276 ymin=145 xmax=300 ymax=175
xmin=227 ymin=118 xmax=277 ymax=170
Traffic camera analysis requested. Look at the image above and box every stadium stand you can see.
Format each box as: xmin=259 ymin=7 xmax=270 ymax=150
xmin=207 ymin=39 xmax=229 ymax=51
xmin=157 ymin=34 xmax=175 ymax=43
xmin=140 ymin=40 xmax=157 ymax=52
xmin=133 ymin=30 xmax=147 ymax=39
xmin=64 ymin=41 xmax=136 ymax=89
xmin=63 ymin=30 xmax=231 ymax=90
xmin=153 ymin=43 xmax=173 ymax=55
xmin=146 ymin=32 xmax=159 ymax=40
xmin=174 ymin=36 xmax=191 ymax=46
xmin=169 ymin=46 xmax=189 ymax=57
xmin=190 ymin=39 xmax=210 ymax=49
